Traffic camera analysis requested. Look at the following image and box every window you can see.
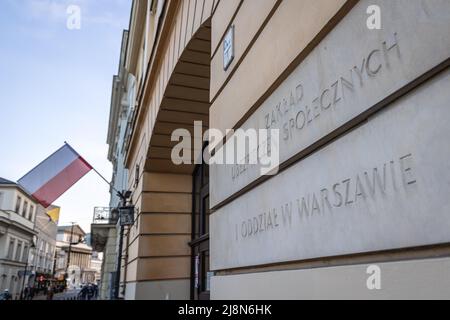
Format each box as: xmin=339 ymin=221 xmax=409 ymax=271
xmin=150 ymin=0 xmax=158 ymax=14
xmin=0 ymin=192 xmax=4 ymax=208
xmin=29 ymin=250 xmax=34 ymax=265
xmin=22 ymin=201 xmax=28 ymax=217
xmin=135 ymin=164 xmax=140 ymax=188
xmin=57 ymin=256 xmax=63 ymax=269
xmin=28 ymin=205 xmax=34 ymax=221
xmin=15 ymin=196 xmax=22 ymax=213
xmin=141 ymin=42 xmax=146 ymax=83
xmin=22 ymin=245 xmax=29 ymax=263
xmin=7 ymin=238 xmax=15 ymax=260
xmin=15 ymin=241 xmax=22 ymax=261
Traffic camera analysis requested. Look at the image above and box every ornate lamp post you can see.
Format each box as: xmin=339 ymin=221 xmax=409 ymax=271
xmin=20 ymin=236 xmax=36 ymax=300
xmin=113 ymin=191 xmax=133 ymax=300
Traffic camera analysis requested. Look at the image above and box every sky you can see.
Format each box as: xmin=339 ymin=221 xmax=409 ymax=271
xmin=0 ymin=0 xmax=132 ymax=232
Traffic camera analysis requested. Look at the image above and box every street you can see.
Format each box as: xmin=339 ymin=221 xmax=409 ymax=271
xmin=32 ymin=289 xmax=83 ymax=301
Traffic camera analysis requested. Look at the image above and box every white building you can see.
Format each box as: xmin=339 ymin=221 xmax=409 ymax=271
xmin=91 ymin=29 xmax=134 ymax=300
xmin=0 ymin=177 xmax=37 ymax=300
xmin=55 ymin=225 xmax=101 ymax=289
xmin=90 ymin=251 xmax=103 ymax=283
xmin=28 ymin=206 xmax=57 ymax=291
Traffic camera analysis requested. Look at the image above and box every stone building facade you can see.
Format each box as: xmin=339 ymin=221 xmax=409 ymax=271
xmin=107 ymin=0 xmax=450 ymax=300
xmin=0 ymin=178 xmax=37 ymax=299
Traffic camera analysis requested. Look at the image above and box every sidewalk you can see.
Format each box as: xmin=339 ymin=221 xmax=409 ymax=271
xmin=32 ymin=289 xmax=80 ymax=301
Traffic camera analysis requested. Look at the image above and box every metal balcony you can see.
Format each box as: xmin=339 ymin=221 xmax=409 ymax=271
xmin=91 ymin=207 xmax=118 ymax=252
xmin=92 ymin=207 xmax=118 ymax=225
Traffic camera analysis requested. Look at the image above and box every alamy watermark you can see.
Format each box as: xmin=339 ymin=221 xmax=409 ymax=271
xmin=66 ymin=5 xmax=81 ymax=30
xmin=367 ymin=5 xmax=381 ymax=30
xmin=366 ymin=265 xmax=382 ymax=290
xmin=171 ymin=122 xmax=280 ymax=176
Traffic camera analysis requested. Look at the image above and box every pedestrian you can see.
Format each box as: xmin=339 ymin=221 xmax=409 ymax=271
xmin=22 ymin=286 xmax=29 ymax=300
xmin=46 ymin=286 xmax=54 ymax=300
xmin=2 ymin=289 xmax=12 ymax=301
xmin=93 ymin=284 xmax=98 ymax=299
xmin=29 ymin=287 xmax=35 ymax=300
xmin=87 ymin=284 xmax=94 ymax=300
xmin=78 ymin=285 xmax=88 ymax=300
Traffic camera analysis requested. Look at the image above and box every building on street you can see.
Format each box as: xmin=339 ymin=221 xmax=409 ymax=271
xmin=55 ymin=225 xmax=101 ymax=289
xmin=91 ymin=207 xmax=120 ymax=300
xmin=105 ymin=0 xmax=450 ymax=300
xmin=27 ymin=205 xmax=58 ymax=293
xmin=0 ymin=177 xmax=38 ymax=300
xmin=92 ymin=29 xmax=134 ymax=300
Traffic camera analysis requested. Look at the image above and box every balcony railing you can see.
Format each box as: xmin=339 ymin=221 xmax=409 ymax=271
xmin=92 ymin=207 xmax=118 ymax=225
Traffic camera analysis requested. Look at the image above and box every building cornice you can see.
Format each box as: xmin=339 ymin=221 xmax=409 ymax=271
xmin=0 ymin=183 xmax=40 ymax=205
xmin=0 ymin=259 xmax=27 ymax=268
xmin=124 ymin=0 xmax=177 ymax=169
xmin=107 ymin=30 xmax=130 ymax=163
xmin=0 ymin=211 xmax=38 ymax=236
xmin=125 ymin=0 xmax=148 ymax=76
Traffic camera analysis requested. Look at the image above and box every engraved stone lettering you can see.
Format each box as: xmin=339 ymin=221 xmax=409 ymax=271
xmin=238 ymin=154 xmax=417 ymax=240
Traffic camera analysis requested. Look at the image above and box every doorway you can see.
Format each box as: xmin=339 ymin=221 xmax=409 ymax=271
xmin=190 ymin=158 xmax=211 ymax=300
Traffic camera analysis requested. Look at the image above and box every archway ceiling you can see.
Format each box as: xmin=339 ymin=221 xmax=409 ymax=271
xmin=146 ymin=23 xmax=211 ymax=175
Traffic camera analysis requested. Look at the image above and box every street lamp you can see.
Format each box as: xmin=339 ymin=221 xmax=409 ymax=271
xmin=20 ymin=236 xmax=37 ymax=300
xmin=113 ymin=190 xmax=133 ymax=300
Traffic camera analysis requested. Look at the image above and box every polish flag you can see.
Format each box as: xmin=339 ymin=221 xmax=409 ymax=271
xmin=18 ymin=143 xmax=93 ymax=208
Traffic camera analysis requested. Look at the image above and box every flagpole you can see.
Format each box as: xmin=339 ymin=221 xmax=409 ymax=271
xmin=92 ymin=166 xmax=114 ymax=190
xmin=90 ymin=162 xmax=127 ymax=201
xmin=64 ymin=141 xmax=125 ymax=200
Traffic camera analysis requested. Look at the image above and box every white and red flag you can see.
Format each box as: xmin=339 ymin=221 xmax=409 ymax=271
xmin=18 ymin=143 xmax=93 ymax=208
